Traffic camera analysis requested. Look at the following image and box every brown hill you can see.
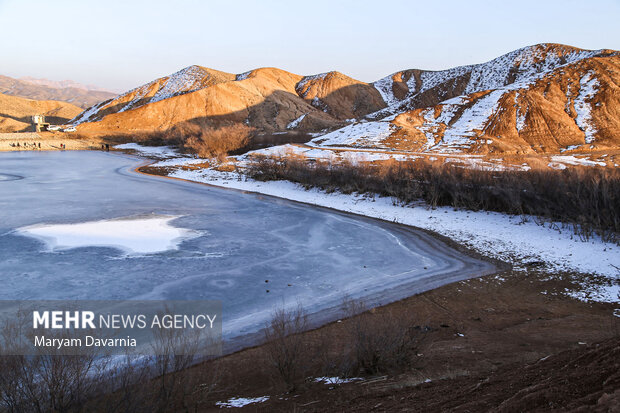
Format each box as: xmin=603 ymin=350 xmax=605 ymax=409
xmin=295 ymin=71 xmax=386 ymax=119
xmin=72 ymin=66 xmax=386 ymax=136
xmin=0 ymin=94 xmax=82 ymax=132
xmin=378 ymin=51 xmax=620 ymax=154
xmin=0 ymin=75 xmax=116 ymax=109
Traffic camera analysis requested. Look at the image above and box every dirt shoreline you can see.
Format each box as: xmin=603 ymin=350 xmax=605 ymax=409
xmin=0 ymin=131 xmax=103 ymax=152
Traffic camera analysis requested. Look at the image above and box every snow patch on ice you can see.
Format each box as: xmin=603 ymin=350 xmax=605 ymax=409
xmin=17 ymin=215 xmax=199 ymax=255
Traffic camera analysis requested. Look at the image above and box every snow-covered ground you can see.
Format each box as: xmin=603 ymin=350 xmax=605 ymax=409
xmin=114 ymin=143 xmax=181 ymax=158
xmin=548 ymin=155 xmax=606 ymax=168
xmin=309 ymin=121 xmax=395 ymax=148
xmin=243 ymin=144 xmax=419 ymax=163
xmin=314 ymin=376 xmax=364 ymax=385
xmin=215 ymin=396 xmax=269 ymax=408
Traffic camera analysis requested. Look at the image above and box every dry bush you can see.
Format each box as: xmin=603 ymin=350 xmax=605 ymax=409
xmin=262 ymin=305 xmax=309 ymax=392
xmin=0 ymin=318 xmax=221 ymax=413
xmin=246 ymin=156 xmax=620 ymax=243
xmin=169 ymin=122 xmax=255 ymax=158
xmin=341 ymin=299 xmax=419 ymax=375
xmin=0 ymin=353 xmax=108 ymax=413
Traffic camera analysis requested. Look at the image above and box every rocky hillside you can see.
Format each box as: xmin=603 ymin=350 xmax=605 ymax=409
xmin=72 ymin=65 xmax=389 ymax=136
xmin=312 ymin=44 xmax=619 ymax=154
xmin=0 ymin=94 xmax=82 ymax=132
xmin=72 ymin=43 xmax=619 ymax=155
xmin=0 ymin=75 xmax=116 ymax=109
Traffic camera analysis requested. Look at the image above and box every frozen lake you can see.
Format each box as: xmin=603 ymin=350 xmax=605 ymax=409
xmin=0 ymin=151 xmax=495 ymax=342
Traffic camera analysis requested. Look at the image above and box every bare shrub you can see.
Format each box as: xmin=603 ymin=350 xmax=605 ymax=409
xmin=169 ymin=122 xmax=255 ymax=158
xmin=0 ymin=353 xmax=108 ymax=413
xmin=263 ymin=305 xmax=309 ymax=392
xmin=246 ymin=156 xmax=620 ymax=243
xmin=341 ymin=299 xmax=419 ymax=375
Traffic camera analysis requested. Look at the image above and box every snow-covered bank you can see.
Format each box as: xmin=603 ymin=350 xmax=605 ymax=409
xmin=168 ymin=167 xmax=619 ymax=279
xmin=115 ymin=144 xmax=619 ymax=305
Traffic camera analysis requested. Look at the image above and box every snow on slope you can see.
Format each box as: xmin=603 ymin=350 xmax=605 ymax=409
xmin=295 ymin=73 xmax=328 ymax=97
xmin=74 ymin=65 xmax=224 ymax=124
xmin=335 ymin=46 xmax=612 ymax=152
xmin=117 ymin=66 xmax=213 ymax=114
xmin=515 ymin=93 xmax=527 ymax=132
xmin=372 ymin=75 xmax=399 ymax=106
xmin=433 ymin=90 xmax=505 ymax=151
xmin=308 ymin=121 xmax=394 ymax=148
xmin=370 ymin=44 xmax=607 ymax=118
xmin=149 ymin=65 xmax=211 ymax=104
xmin=243 ymin=143 xmax=419 ymax=163
xmin=573 ymin=71 xmax=600 ymax=144
xmin=286 ymin=113 xmax=307 ymax=129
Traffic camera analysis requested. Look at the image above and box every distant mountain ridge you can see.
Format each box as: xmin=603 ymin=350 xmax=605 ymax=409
xmin=19 ymin=77 xmax=117 ymax=93
xmin=0 ymin=75 xmax=117 ymax=109
xmin=72 ymin=43 xmax=619 ymax=154
xmin=0 ymin=94 xmax=82 ymax=132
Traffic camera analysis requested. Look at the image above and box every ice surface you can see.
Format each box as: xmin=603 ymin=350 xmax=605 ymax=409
xmin=17 ymin=215 xmax=198 ymax=255
xmin=0 ymin=151 xmax=493 ymax=340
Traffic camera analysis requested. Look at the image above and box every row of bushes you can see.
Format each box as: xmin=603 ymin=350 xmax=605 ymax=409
xmin=264 ymin=300 xmax=420 ymax=392
xmin=246 ymin=155 xmax=620 ymax=243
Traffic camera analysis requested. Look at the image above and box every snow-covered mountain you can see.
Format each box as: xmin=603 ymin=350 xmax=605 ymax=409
xmin=322 ymin=44 xmax=619 ymax=154
xmin=72 ymin=43 xmax=619 ymax=154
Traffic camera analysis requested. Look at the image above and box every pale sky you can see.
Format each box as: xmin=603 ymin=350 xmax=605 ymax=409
xmin=0 ymin=0 xmax=618 ymax=92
